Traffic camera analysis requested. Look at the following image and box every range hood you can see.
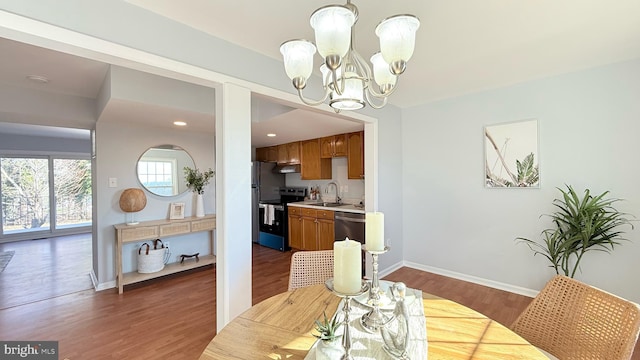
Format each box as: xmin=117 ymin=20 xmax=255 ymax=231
xmin=272 ymin=164 xmax=301 ymax=174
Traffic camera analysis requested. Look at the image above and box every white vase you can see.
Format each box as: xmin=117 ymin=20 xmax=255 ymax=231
xmin=195 ymin=193 xmax=205 ymax=217
xmin=315 ymin=339 xmax=344 ymax=360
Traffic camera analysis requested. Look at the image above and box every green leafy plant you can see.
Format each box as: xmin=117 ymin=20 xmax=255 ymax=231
xmin=313 ymin=311 xmax=342 ymax=342
xmin=183 ymin=167 xmax=214 ymax=194
xmin=517 ymin=185 xmax=634 ymax=278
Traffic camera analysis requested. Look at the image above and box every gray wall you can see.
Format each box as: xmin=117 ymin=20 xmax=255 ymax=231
xmin=95 ymin=121 xmax=215 ymax=283
xmin=402 ymin=58 xmax=640 ymax=302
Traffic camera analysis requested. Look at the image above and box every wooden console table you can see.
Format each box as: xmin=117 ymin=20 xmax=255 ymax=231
xmin=114 ymin=214 xmax=216 ymax=294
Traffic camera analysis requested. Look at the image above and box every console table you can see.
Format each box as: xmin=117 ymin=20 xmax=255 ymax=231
xmin=114 ymin=214 xmax=216 ymax=294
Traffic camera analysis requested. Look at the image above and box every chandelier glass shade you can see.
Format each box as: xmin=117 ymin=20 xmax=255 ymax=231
xmin=280 ymin=1 xmax=420 ymax=111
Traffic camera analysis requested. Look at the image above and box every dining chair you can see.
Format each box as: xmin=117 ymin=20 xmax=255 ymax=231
xmin=287 ymin=250 xmax=334 ymax=291
xmin=511 ymin=275 xmax=640 ymax=360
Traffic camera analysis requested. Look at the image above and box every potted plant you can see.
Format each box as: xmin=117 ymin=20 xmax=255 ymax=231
xmin=313 ymin=311 xmax=344 ymax=359
xmin=184 ymin=167 xmax=214 ymax=217
xmin=517 ymin=184 xmax=634 ymax=278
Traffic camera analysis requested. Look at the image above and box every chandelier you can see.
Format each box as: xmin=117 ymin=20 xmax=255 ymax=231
xmin=279 ymin=0 xmax=420 ymax=111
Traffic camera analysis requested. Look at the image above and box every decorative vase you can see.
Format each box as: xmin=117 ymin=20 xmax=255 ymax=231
xmin=195 ymin=193 xmax=205 ymax=217
xmin=315 ymin=339 xmax=344 ymax=360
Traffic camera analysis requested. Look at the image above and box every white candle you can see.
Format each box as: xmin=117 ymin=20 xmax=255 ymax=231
xmin=366 ymin=212 xmax=385 ymax=251
xmin=333 ymin=237 xmax=362 ymax=294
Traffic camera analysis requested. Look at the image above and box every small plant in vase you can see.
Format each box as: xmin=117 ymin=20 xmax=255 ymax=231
xmin=184 ymin=167 xmax=214 ymax=217
xmin=313 ymin=311 xmax=344 ymax=359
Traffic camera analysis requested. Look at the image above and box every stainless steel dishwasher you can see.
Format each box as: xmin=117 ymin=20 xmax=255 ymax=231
xmin=334 ymin=211 xmax=366 ymax=243
xmin=334 ymin=211 xmax=366 ymax=276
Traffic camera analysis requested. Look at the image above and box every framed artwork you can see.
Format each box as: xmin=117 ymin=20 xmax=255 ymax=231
xmin=484 ymin=119 xmax=539 ymax=188
xmin=169 ymin=202 xmax=185 ymax=219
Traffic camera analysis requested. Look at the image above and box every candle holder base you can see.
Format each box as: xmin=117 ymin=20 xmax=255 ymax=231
xmin=325 ymin=278 xmax=369 ymax=360
xmin=361 ymin=306 xmax=393 ymax=333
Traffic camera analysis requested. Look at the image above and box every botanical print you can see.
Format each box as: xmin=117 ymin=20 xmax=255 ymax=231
xmin=485 ymin=119 xmax=539 ymax=188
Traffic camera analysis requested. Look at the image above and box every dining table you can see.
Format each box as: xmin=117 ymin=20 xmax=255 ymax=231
xmin=199 ymin=283 xmax=548 ymax=359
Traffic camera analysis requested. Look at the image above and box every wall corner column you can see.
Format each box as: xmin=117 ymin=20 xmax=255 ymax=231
xmin=215 ymin=82 xmax=252 ymax=331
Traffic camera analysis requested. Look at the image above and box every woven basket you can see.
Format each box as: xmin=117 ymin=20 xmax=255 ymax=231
xmin=137 ymin=240 xmax=166 ymax=274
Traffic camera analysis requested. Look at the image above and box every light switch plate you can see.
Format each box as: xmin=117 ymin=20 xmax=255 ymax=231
xmin=109 ymin=178 xmax=117 ymax=188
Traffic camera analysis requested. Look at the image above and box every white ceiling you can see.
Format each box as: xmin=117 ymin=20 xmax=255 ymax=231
xmin=3 ymin=1 xmax=640 ymax=143
xmin=0 ymin=38 xmax=361 ymax=147
xmin=126 ymin=0 xmax=640 ymax=108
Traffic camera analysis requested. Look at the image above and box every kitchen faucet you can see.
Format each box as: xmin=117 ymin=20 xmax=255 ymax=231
xmin=326 ymin=181 xmax=341 ymax=204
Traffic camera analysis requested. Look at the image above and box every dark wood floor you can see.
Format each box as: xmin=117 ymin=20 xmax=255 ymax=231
xmin=0 ymin=237 xmax=638 ymax=359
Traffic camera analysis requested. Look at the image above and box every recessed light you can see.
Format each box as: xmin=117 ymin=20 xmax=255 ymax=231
xmin=267 ymin=133 xmax=276 ymax=137
xmin=26 ymin=75 xmax=49 ymax=84
xmin=174 ymin=121 xmax=187 ymax=126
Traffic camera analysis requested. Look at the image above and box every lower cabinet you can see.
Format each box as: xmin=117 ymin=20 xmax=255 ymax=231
xmin=288 ymin=207 xmax=335 ymax=251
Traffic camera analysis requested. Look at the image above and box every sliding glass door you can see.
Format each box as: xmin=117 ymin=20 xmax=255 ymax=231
xmin=0 ymin=156 xmax=91 ymax=240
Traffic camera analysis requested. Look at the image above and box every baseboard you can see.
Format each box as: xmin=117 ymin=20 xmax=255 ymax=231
xmin=378 ymin=260 xmax=404 ymax=279
xmin=90 ymin=269 xmax=115 ymax=291
xmin=402 ymin=261 xmax=539 ymax=298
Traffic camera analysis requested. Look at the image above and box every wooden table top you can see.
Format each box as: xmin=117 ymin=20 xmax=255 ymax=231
xmin=200 ymin=284 xmax=548 ymax=359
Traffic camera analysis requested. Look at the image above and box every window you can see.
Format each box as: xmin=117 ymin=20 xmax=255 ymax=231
xmin=0 ymin=156 xmax=91 ymax=239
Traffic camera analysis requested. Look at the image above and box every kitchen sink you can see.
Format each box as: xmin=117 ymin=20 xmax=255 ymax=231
xmin=314 ymin=202 xmax=347 ymax=207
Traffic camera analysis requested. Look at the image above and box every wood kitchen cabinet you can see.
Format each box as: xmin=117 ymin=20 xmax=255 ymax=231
xmin=255 ymin=146 xmax=277 ymax=162
xmin=320 ymin=134 xmax=347 ymax=158
xmin=300 ymin=139 xmax=332 ymax=180
xmin=288 ymin=208 xmax=303 ymax=250
xmin=288 ymin=207 xmax=335 ymax=251
xmin=347 ymin=131 xmax=364 ymax=179
xmin=277 ymin=141 xmax=301 ymax=164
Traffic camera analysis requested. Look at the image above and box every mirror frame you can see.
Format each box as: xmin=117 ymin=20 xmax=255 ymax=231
xmin=136 ymin=144 xmax=195 ymax=197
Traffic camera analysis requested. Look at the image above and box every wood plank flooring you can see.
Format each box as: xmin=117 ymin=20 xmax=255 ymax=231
xmin=0 ymin=234 xmax=93 ymax=309
xmin=0 ymin=238 xmax=638 ymax=359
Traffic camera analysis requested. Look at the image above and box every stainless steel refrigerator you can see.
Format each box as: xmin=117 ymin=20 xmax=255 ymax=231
xmin=251 ymin=161 xmax=285 ymax=243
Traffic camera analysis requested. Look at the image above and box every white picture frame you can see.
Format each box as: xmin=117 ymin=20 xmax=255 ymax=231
xmin=169 ymin=202 xmax=185 ymax=219
xmin=484 ymin=118 xmax=539 ymax=188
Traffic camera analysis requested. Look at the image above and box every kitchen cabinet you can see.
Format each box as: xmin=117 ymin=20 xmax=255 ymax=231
xmin=288 ymin=207 xmax=334 ymax=251
xmin=256 ymin=146 xmax=277 ymax=162
xmin=300 ymin=139 xmax=332 ymax=180
xmin=320 ymin=134 xmax=347 ymax=158
xmin=347 ymin=131 xmax=364 ymax=179
xmin=277 ymin=141 xmax=301 ymax=164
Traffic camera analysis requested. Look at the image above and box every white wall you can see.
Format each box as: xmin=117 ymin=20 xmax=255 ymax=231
xmin=402 ymin=59 xmax=640 ymax=302
xmin=285 ymin=157 xmax=366 ymax=204
xmin=95 ymin=121 xmax=215 ymax=285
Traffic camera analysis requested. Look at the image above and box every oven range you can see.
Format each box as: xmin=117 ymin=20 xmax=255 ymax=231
xmin=258 ymin=187 xmax=306 ymax=251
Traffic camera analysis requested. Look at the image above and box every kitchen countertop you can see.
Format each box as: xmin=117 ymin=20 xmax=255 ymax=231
xmin=287 ymin=200 xmax=365 ymax=214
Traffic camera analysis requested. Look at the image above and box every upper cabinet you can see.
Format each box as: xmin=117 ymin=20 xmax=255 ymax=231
xmin=277 ymin=141 xmax=301 ymax=164
xmin=301 ymin=139 xmax=332 ymax=180
xmin=256 ymin=146 xmax=278 ymax=162
xmin=320 ymin=134 xmax=347 ymax=158
xmin=256 ymin=130 xmax=363 ymax=180
xmin=347 ymin=131 xmax=364 ymax=179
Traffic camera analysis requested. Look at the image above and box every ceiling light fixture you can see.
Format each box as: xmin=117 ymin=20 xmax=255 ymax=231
xmin=173 ymin=121 xmax=187 ymax=126
xmin=280 ymin=0 xmax=419 ymax=112
xmin=267 ymin=133 xmax=277 ymax=137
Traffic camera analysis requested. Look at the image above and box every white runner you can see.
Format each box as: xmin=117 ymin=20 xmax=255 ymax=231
xmin=305 ymin=286 xmax=428 ymax=360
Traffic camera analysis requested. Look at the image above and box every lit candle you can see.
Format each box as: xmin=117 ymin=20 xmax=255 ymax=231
xmin=366 ymin=212 xmax=385 ymax=251
xmin=333 ymin=237 xmax=362 ymax=294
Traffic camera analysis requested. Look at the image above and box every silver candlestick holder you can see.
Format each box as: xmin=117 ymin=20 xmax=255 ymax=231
xmin=325 ymin=278 xmax=369 ymax=360
xmin=361 ymin=245 xmax=393 ymax=333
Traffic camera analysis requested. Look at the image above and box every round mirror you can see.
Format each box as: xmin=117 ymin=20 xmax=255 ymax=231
xmin=137 ymin=145 xmax=195 ymax=197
